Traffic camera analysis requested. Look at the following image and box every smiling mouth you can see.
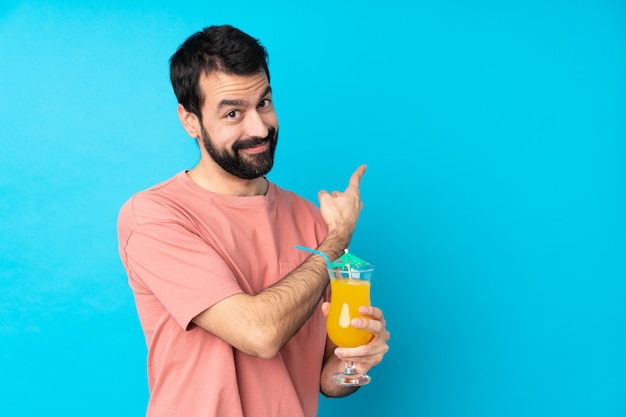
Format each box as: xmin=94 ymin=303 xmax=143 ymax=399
xmin=240 ymin=141 xmax=270 ymax=154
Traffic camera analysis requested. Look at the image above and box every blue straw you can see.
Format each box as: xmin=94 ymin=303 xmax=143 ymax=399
xmin=294 ymin=245 xmax=332 ymax=269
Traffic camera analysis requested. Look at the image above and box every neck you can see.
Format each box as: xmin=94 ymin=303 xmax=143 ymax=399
xmin=187 ymin=164 xmax=268 ymax=196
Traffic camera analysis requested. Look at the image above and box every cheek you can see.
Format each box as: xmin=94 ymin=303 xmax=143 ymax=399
xmin=209 ymin=125 xmax=242 ymax=147
xmin=262 ymin=111 xmax=278 ymax=128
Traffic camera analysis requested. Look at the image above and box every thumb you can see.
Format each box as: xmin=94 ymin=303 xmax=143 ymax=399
xmin=321 ymin=302 xmax=330 ymax=317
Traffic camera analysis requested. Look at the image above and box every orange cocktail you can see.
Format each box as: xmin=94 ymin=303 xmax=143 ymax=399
xmin=326 ymin=253 xmax=375 ymax=386
xmin=327 ymin=277 xmax=373 ymax=348
xmin=293 ymin=246 xmax=375 ymax=386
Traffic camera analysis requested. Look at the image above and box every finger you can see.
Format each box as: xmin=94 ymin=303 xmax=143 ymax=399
xmin=358 ymin=305 xmax=384 ymax=320
xmin=335 ymin=344 xmax=386 ymax=361
xmin=345 ymin=165 xmax=367 ymax=193
xmin=317 ymin=189 xmax=331 ymax=202
xmin=351 ymin=317 xmax=385 ymax=338
xmin=321 ymin=302 xmax=330 ymax=316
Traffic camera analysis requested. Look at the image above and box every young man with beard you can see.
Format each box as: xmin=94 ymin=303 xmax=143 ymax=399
xmin=117 ymin=25 xmax=389 ymax=417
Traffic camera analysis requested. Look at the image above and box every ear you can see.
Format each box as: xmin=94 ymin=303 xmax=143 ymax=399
xmin=177 ymin=104 xmax=202 ymax=139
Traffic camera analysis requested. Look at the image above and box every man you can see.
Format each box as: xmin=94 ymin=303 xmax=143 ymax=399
xmin=117 ymin=25 xmax=389 ymax=417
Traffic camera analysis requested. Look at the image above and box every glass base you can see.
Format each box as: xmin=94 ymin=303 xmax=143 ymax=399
xmin=331 ymin=370 xmax=371 ymax=387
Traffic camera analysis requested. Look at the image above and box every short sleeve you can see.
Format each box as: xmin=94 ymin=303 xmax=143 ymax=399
xmin=120 ymin=198 xmax=243 ymax=330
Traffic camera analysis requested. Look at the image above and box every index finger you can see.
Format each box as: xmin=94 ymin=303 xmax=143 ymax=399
xmin=345 ymin=164 xmax=367 ymax=193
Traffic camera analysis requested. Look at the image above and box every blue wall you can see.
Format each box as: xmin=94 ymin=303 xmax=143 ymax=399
xmin=1 ymin=1 xmax=625 ymax=416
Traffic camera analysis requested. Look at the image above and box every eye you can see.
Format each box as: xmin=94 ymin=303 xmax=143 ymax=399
xmin=225 ymin=110 xmax=240 ymax=119
xmin=258 ymin=98 xmax=272 ymax=109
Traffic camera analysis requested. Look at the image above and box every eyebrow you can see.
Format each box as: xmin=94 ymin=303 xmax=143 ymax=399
xmin=217 ymin=86 xmax=272 ymax=109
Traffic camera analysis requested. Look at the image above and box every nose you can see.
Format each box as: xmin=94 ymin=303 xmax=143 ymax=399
xmin=244 ymin=110 xmax=269 ymax=139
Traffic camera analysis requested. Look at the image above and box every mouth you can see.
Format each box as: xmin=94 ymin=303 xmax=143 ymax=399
xmin=239 ymin=141 xmax=270 ymax=155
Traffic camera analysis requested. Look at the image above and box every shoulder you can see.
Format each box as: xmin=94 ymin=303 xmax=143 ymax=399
xmin=118 ymin=172 xmax=190 ymax=227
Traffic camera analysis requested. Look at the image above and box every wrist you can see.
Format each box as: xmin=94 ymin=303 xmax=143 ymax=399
xmin=318 ymin=233 xmax=350 ymax=262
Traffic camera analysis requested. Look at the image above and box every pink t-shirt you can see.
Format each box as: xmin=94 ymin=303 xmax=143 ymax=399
xmin=117 ymin=171 xmax=329 ymax=417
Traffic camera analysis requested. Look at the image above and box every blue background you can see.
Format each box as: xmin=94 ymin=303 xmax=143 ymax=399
xmin=1 ymin=1 xmax=625 ymax=416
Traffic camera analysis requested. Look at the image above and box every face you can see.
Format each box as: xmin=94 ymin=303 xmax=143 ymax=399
xmin=195 ymin=71 xmax=278 ymax=180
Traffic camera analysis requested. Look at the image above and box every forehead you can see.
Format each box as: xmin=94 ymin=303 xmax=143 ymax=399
xmin=199 ymin=71 xmax=270 ymax=108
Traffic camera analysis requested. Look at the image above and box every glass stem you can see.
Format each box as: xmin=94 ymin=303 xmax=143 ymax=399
xmin=344 ymin=361 xmax=357 ymax=375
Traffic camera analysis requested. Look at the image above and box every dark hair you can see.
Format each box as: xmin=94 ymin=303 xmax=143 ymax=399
xmin=169 ymin=25 xmax=270 ymax=119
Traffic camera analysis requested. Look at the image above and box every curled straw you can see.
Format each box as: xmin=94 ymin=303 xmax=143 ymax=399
xmin=294 ymin=245 xmax=332 ymax=270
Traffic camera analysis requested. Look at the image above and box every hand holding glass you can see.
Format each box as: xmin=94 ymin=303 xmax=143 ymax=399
xmin=326 ymin=265 xmax=374 ymax=386
xmin=293 ymin=246 xmax=375 ymax=386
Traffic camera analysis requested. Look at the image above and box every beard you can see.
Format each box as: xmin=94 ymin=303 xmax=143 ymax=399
xmin=200 ymin=125 xmax=278 ymax=180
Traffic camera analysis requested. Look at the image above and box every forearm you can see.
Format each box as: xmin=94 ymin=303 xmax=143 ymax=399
xmin=237 ymin=231 xmax=351 ymax=355
xmin=192 ymin=233 xmax=349 ymax=358
xmin=256 ymin=252 xmax=332 ymax=353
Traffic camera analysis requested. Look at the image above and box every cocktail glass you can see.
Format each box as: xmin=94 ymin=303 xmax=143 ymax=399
xmin=326 ymin=251 xmax=374 ymax=386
